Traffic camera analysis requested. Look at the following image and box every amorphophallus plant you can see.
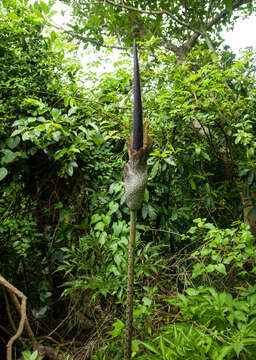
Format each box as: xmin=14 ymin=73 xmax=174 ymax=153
xmin=124 ymin=40 xmax=153 ymax=360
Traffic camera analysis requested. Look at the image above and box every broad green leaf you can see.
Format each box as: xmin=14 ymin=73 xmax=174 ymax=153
xmin=142 ymin=297 xmax=152 ymax=306
xmin=109 ymin=201 xmax=119 ymax=215
xmin=40 ymin=1 xmax=49 ymax=14
xmin=99 ymin=231 xmax=107 ymax=245
xmin=67 ymin=163 xmax=74 ymax=176
xmin=52 ymin=131 xmax=61 ymax=141
xmin=206 ymin=264 xmax=215 ymax=273
xmin=0 ymin=168 xmax=8 ymax=181
xmin=91 ymin=214 xmax=101 ymax=224
xmin=1 ymin=150 xmax=17 ymax=164
xmin=92 ymin=132 xmax=105 ymax=145
xmin=234 ymin=310 xmax=247 ymax=322
xmin=94 ymin=222 xmax=105 ymax=231
xmin=148 ymin=204 xmax=157 ymax=219
xmin=8 ymin=12 xmax=20 ymax=20
xmin=7 ymin=136 xmax=20 ymax=149
xmin=107 ymin=319 xmax=124 ymax=338
xmin=186 ymin=288 xmax=199 ymax=296
xmin=232 ymin=342 xmax=244 ymax=357
xmin=218 ymin=345 xmax=233 ymax=360
xmin=215 ymin=263 xmax=227 ymax=275
xmin=192 ymin=263 xmax=205 ymax=278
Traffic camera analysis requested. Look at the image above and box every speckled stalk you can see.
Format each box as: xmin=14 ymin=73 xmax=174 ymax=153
xmin=124 ymin=210 xmax=137 ymax=360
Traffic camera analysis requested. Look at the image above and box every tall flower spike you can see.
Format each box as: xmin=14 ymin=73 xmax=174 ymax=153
xmin=124 ymin=39 xmax=154 ymax=360
xmin=133 ymin=40 xmax=143 ymax=151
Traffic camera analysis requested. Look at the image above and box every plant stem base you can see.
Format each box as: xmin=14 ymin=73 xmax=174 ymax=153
xmin=124 ymin=210 xmax=137 ymax=360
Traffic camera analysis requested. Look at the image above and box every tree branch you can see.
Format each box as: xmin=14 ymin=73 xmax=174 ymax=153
xmin=0 ymin=274 xmax=27 ymax=360
xmin=64 ymin=30 xmax=129 ymax=50
xmin=103 ymin=0 xmax=202 ymax=34
xmin=51 ymin=22 xmax=129 ymax=50
xmin=206 ymin=0 xmax=251 ymax=30
xmin=9 ymin=291 xmax=36 ymax=344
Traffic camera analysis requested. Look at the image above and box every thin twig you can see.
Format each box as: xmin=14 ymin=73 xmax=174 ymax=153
xmin=137 ymin=226 xmax=182 ymax=236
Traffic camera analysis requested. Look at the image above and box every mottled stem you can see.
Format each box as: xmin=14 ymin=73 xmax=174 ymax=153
xmin=124 ymin=210 xmax=137 ymax=359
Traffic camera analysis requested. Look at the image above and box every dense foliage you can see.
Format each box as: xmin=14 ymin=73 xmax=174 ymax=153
xmin=1 ymin=0 xmax=256 ymax=359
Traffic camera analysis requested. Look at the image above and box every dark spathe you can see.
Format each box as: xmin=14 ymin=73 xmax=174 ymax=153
xmin=132 ymin=40 xmax=143 ymax=151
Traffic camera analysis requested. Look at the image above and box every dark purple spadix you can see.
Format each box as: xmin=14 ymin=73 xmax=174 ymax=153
xmin=132 ymin=40 xmax=143 ymax=151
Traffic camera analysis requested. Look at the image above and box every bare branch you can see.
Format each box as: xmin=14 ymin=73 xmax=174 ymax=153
xmin=0 ymin=274 xmax=27 ymax=360
xmin=199 ymin=21 xmax=217 ymax=58
xmin=9 ymin=291 xmax=36 ymax=343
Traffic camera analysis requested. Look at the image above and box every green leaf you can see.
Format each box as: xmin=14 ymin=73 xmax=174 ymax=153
xmin=243 ymin=338 xmax=256 ymax=345
xmin=247 ymin=147 xmax=254 ymax=159
xmin=132 ymin=339 xmax=141 ymax=353
xmin=206 ymin=264 xmax=215 ymax=273
xmin=189 ymin=178 xmax=196 ymax=190
xmin=142 ymin=204 xmax=148 ymax=219
xmin=11 ymin=129 xmax=25 ymax=137
xmin=54 ymin=149 xmax=67 ymax=160
xmin=247 ymin=171 xmax=254 ymax=185
xmin=107 ymin=319 xmax=124 ymax=338
xmin=142 ymin=297 xmax=152 ymax=307
xmin=144 ymin=188 xmax=149 ymax=202
xmin=195 ymin=146 xmax=201 ymax=155
xmin=215 ymin=263 xmax=227 ymax=275
xmin=218 ymin=345 xmax=234 ymax=360
xmin=151 ymin=161 xmax=159 ymax=178
xmin=114 ymin=253 xmax=121 ymax=266
xmin=8 ymin=12 xmax=20 ymax=20
xmin=91 ymin=214 xmax=101 ymax=224
xmin=192 ymin=263 xmax=205 ymax=278
xmin=140 ymin=341 xmax=161 ymax=355
xmin=1 ymin=150 xmax=17 ymax=164
xmin=40 ymin=1 xmax=49 ymax=14
xmin=67 ymin=165 xmax=73 ymax=176
xmin=159 ymin=336 xmax=166 ymax=358
xmin=52 ymin=131 xmax=61 ymax=141
xmin=148 ymin=204 xmax=157 ymax=219
xmin=50 ymin=30 xmax=57 ymax=42
xmin=92 ymin=132 xmax=105 ymax=145
xmin=99 ymin=231 xmax=107 ymax=245
xmin=7 ymin=136 xmax=20 ymax=149
xmin=202 ymin=152 xmax=210 ymax=161
xmin=94 ymin=222 xmax=105 ymax=231
xmin=68 ymin=106 xmax=78 ymax=116
xmin=109 ymin=201 xmax=119 ymax=215
xmin=67 ymin=161 xmax=77 ymax=176
xmin=0 ymin=168 xmax=8 ymax=181
xmin=234 ymin=310 xmax=247 ymax=322
xmin=232 ymin=342 xmax=244 ymax=357
xmin=186 ymin=288 xmax=199 ymax=296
